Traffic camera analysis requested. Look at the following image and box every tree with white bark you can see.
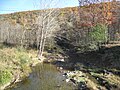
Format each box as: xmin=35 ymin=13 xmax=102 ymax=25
xmin=35 ymin=0 xmax=60 ymax=60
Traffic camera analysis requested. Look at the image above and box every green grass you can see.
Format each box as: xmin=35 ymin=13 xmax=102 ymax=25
xmin=0 ymin=44 xmax=38 ymax=86
xmin=0 ymin=70 xmax=12 ymax=85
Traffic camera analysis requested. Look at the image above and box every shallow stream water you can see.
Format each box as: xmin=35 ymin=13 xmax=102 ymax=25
xmin=6 ymin=64 xmax=75 ymax=90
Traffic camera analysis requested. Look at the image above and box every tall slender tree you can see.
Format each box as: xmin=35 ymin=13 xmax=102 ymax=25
xmin=35 ymin=0 xmax=60 ymax=60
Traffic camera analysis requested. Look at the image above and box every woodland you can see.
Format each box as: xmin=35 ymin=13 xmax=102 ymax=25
xmin=0 ymin=0 xmax=120 ymax=90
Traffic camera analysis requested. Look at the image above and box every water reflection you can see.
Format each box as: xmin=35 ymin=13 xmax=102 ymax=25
xmin=7 ymin=64 xmax=75 ymax=90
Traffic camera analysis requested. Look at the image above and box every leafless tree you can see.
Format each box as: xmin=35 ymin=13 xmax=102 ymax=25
xmin=35 ymin=0 xmax=60 ymax=60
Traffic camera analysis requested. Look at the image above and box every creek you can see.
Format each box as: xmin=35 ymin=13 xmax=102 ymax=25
xmin=6 ymin=63 xmax=75 ymax=90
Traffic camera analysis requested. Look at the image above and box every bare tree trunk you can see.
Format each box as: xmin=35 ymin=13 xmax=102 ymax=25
xmin=38 ymin=26 xmax=44 ymax=59
xmin=35 ymin=0 xmax=60 ymax=60
xmin=21 ymin=29 xmax=26 ymax=47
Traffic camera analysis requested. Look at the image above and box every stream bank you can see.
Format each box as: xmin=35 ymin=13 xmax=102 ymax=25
xmin=5 ymin=63 xmax=76 ymax=90
xmin=1 ymin=44 xmax=120 ymax=90
xmin=0 ymin=46 xmax=41 ymax=90
xmin=51 ymin=45 xmax=120 ymax=90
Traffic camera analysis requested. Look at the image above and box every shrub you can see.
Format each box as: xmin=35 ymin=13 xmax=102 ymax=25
xmin=90 ymin=24 xmax=108 ymax=43
xmin=0 ymin=70 xmax=12 ymax=85
xmin=19 ymin=54 xmax=30 ymax=65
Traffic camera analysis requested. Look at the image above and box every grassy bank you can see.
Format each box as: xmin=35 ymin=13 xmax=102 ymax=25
xmin=0 ymin=44 xmax=40 ymax=89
